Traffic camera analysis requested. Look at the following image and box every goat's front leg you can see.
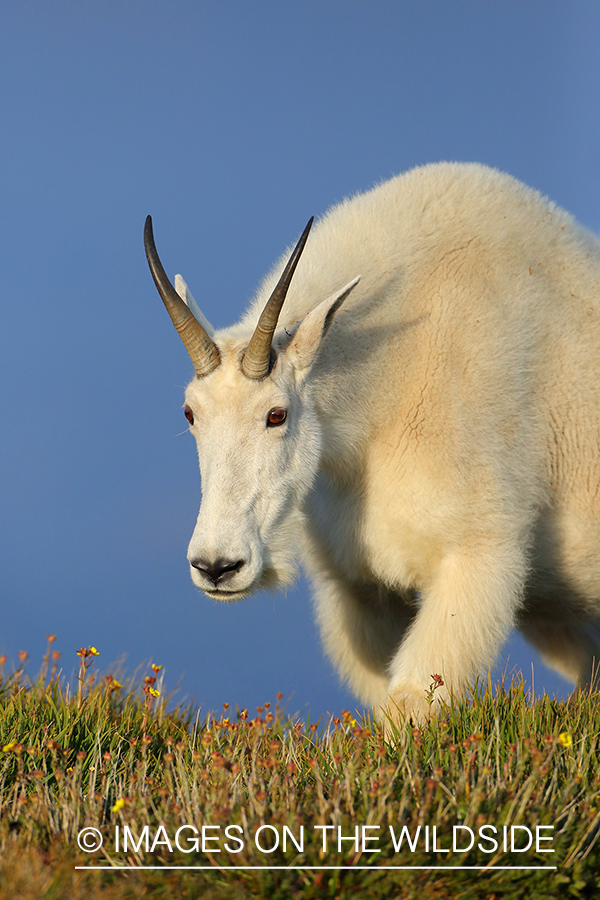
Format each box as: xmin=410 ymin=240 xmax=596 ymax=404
xmin=382 ymin=544 xmax=527 ymax=728
xmin=307 ymin=564 xmax=419 ymax=710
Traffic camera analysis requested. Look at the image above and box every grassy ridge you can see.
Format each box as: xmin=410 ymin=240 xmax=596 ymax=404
xmin=0 ymin=643 xmax=599 ymax=899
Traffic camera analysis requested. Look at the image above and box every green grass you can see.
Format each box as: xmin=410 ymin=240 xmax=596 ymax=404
xmin=0 ymin=641 xmax=599 ymax=899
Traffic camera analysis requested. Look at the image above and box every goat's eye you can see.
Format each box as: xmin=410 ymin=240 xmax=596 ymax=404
xmin=184 ymin=406 xmax=194 ymax=425
xmin=266 ymin=407 xmax=287 ymax=427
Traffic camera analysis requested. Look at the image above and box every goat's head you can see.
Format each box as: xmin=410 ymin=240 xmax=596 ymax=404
xmin=145 ymin=216 xmax=360 ymax=600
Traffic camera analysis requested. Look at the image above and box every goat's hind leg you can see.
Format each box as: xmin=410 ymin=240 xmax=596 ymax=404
xmin=519 ymin=612 xmax=600 ymax=691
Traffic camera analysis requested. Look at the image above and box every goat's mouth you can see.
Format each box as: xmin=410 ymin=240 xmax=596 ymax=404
xmin=199 ymin=566 xmax=278 ymax=603
xmin=202 ymin=585 xmax=254 ymax=603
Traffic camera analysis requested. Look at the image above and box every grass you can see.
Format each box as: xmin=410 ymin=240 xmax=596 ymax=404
xmin=0 ymin=640 xmax=599 ymax=899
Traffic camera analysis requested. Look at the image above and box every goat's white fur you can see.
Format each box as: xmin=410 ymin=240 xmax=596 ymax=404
xmin=171 ymin=162 xmax=600 ymax=726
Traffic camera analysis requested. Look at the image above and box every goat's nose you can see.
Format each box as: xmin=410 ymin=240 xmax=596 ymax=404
xmin=190 ymin=557 xmax=246 ymax=586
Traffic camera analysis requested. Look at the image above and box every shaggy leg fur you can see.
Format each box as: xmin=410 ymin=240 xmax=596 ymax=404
xmin=308 ymin=567 xmax=418 ymax=710
xmin=518 ymin=614 xmax=600 ymax=689
xmin=384 ymin=542 xmax=528 ymax=727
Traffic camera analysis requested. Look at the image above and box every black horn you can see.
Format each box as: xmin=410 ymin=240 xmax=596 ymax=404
xmin=144 ymin=216 xmax=221 ymax=377
xmin=241 ymin=217 xmax=314 ymax=380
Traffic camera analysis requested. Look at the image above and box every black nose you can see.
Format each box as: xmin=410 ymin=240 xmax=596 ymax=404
xmin=190 ymin=557 xmax=245 ymax=586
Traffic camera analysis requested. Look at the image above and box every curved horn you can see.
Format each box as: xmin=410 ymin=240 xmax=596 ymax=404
xmin=241 ymin=217 xmax=314 ymax=380
xmin=144 ymin=216 xmax=220 ymax=378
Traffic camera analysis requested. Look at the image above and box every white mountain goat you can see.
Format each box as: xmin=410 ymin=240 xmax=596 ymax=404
xmin=145 ymin=162 xmax=600 ymax=726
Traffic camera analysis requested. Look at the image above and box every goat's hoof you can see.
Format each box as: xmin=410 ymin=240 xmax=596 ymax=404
xmin=379 ymin=682 xmax=443 ymax=737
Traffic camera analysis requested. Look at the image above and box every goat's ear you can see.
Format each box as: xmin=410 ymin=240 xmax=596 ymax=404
xmin=285 ymin=276 xmax=361 ymax=376
xmin=175 ymin=274 xmax=215 ymax=337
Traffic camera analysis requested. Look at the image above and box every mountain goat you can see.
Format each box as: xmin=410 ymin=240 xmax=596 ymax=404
xmin=145 ymin=162 xmax=600 ymax=726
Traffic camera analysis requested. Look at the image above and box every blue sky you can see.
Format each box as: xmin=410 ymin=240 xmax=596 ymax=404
xmin=1 ymin=2 xmax=599 ymax=718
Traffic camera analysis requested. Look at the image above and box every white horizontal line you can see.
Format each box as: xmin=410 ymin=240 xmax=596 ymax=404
xmin=75 ymin=865 xmax=558 ymax=871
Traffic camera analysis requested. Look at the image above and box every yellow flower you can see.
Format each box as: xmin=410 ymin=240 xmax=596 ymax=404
xmin=151 ymin=664 xmax=163 ymax=673
xmin=3 ymin=742 xmax=18 ymax=752
xmin=89 ymin=646 xmax=100 ymax=656
xmin=558 ymin=732 xmax=573 ymax=747
xmin=112 ymin=798 xmax=126 ymax=813
xmin=148 ymin=688 xmax=160 ymax=698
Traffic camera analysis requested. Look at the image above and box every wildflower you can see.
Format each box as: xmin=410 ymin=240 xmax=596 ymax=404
xmin=148 ymin=688 xmax=160 ymax=698
xmin=151 ymin=663 xmax=163 ymax=673
xmin=426 ymin=673 xmax=445 ymax=705
xmin=46 ymin=635 xmax=57 ymax=643
xmin=17 ymin=651 xmax=28 ymax=663
xmin=112 ymin=798 xmax=126 ymax=813
xmin=558 ymin=732 xmax=573 ymax=748
xmin=3 ymin=742 xmax=20 ymax=753
xmin=89 ymin=647 xmax=100 ymax=656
